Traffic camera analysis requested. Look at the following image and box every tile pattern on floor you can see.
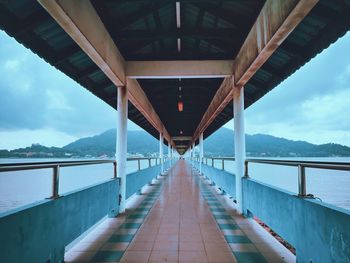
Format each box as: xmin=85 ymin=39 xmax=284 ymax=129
xmin=65 ymin=169 xmax=168 ymax=263
xmin=90 ymin=185 xmax=164 ymax=262
xmin=194 ymin=172 xmax=268 ymax=263
xmin=66 ymin=160 xmax=294 ymax=263
xmin=116 ymin=160 xmax=238 ymax=263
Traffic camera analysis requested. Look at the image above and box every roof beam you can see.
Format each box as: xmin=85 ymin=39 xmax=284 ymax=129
xmin=172 ymin=136 xmax=192 ymax=141
xmin=38 ymin=0 xmax=126 ymax=86
xmin=191 ymin=77 xmax=234 ymax=143
xmin=234 ymin=0 xmax=318 ymax=87
xmin=190 ymin=0 xmax=318 ymax=147
xmin=38 ymin=0 xmax=174 ymax=147
xmin=126 ymin=60 xmax=234 ymax=79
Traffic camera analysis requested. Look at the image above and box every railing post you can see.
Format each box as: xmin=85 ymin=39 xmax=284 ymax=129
xmin=212 ymin=158 xmax=214 ymax=167
xmin=222 ymin=159 xmax=224 ymax=170
xmin=113 ymin=161 xmax=117 ymax=178
xmin=298 ymin=164 xmax=306 ymax=197
xmin=148 ymin=158 xmax=151 ymax=167
xmin=138 ymin=159 xmax=141 ymax=171
xmin=51 ymin=165 xmax=60 ymax=199
xmin=244 ymin=160 xmax=249 ymax=177
xmin=206 ymin=158 xmax=208 ymax=165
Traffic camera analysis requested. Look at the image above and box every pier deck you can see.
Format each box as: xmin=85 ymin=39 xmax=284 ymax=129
xmin=65 ymin=160 xmax=294 ymax=263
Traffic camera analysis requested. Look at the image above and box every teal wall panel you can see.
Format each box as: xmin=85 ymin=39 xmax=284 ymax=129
xmin=126 ymin=161 xmax=171 ymax=199
xmin=0 ymin=179 xmax=119 ymax=263
xmin=193 ymin=162 xmax=236 ymax=198
xmin=242 ymin=178 xmax=350 ymax=263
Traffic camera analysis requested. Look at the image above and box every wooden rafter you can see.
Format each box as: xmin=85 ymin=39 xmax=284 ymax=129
xmin=126 ymin=60 xmax=234 ymax=79
xmin=38 ymin=0 xmax=175 ymax=147
xmin=190 ymin=0 xmax=318 ymax=147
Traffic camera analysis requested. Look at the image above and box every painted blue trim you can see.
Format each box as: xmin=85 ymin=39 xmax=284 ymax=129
xmin=242 ymin=178 xmax=350 ymax=263
xmin=0 ymin=179 xmax=120 ymax=263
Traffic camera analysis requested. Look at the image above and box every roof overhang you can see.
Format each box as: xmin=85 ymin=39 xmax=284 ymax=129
xmin=2 ymin=0 xmax=349 ymax=153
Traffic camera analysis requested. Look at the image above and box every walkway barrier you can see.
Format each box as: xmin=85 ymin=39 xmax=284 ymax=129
xmin=243 ymin=178 xmax=350 ymax=262
xmin=192 ymin=160 xmax=236 ymax=198
xmin=126 ymin=160 xmax=171 ymax=199
xmin=193 ymin=157 xmax=350 ymax=263
xmin=0 ymin=158 xmax=173 ymax=263
xmin=0 ymin=178 xmax=119 ymax=263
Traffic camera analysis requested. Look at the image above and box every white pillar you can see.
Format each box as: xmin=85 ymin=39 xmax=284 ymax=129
xmin=192 ymin=143 xmax=195 ymax=161
xmin=167 ymin=144 xmax=171 ymax=166
xmin=159 ymin=133 xmax=164 ymax=174
xmin=234 ymin=86 xmax=246 ymax=214
xmin=116 ymin=86 xmax=128 ymax=213
xmin=199 ymin=133 xmax=204 ymax=174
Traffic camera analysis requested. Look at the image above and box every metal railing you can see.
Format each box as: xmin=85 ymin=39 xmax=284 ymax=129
xmin=0 ymin=157 xmax=162 ymax=199
xmin=195 ymin=157 xmax=235 ymax=170
xmin=245 ymin=159 xmax=350 ymax=197
xmin=126 ymin=157 xmax=162 ymax=171
xmin=196 ymin=157 xmax=350 ymax=197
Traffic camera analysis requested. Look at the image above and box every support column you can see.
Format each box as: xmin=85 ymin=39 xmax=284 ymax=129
xmin=168 ymin=144 xmax=171 ymax=162
xmin=159 ymin=133 xmax=164 ymax=174
xmin=170 ymin=146 xmax=173 ymax=163
xmin=193 ymin=143 xmax=195 ymax=162
xmin=233 ymin=86 xmax=246 ymax=214
xmin=199 ymin=133 xmax=204 ymax=174
xmin=116 ymin=86 xmax=128 ymax=213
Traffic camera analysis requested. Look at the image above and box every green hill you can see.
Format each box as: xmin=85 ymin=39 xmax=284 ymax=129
xmin=1 ymin=128 xmax=350 ymax=158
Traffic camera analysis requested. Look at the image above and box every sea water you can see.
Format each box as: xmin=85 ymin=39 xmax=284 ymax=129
xmin=0 ymin=158 xmax=154 ymax=212
xmin=214 ymin=157 xmax=350 ymax=211
xmin=0 ymin=157 xmax=349 ymax=212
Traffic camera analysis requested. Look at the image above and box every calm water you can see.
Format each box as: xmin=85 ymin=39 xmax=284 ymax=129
xmin=0 ymin=158 xmax=156 ymax=212
xmin=1 ymin=157 xmax=350 ymax=213
xmin=212 ymin=157 xmax=350 ymax=211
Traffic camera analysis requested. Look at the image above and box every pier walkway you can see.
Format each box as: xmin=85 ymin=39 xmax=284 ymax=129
xmin=65 ymin=160 xmax=294 ymax=263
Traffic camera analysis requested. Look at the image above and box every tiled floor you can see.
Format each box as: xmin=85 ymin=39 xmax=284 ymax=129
xmin=65 ymin=160 xmax=295 ymax=263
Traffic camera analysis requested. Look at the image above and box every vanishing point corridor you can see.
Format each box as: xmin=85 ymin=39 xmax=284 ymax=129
xmin=65 ymin=160 xmax=294 ymax=263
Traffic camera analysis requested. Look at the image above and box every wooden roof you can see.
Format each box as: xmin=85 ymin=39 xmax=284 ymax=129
xmin=1 ymin=0 xmax=349 ymax=153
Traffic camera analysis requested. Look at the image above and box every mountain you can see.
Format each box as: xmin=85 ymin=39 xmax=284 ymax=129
xmin=1 ymin=128 xmax=350 ymax=158
xmin=0 ymin=143 xmax=71 ymax=158
xmin=204 ymin=128 xmax=350 ymax=157
xmin=63 ymin=129 xmax=160 ymax=156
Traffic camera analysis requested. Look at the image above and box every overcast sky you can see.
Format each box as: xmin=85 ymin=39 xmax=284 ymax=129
xmin=0 ymin=30 xmax=350 ymax=150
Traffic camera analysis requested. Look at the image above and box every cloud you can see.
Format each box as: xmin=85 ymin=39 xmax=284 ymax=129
xmin=0 ymin=30 xmax=118 ymax=137
xmin=4 ymin=59 xmax=20 ymax=71
xmin=0 ymin=128 xmax=78 ymax=150
xmin=301 ymin=88 xmax=350 ymax=130
xmin=222 ymin=31 xmax=350 ymax=146
xmin=46 ymin=89 xmax=72 ymax=110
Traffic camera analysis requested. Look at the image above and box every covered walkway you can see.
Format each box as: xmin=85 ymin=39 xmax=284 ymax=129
xmin=1 ymin=1 xmax=350 ymax=262
xmin=66 ymin=160 xmax=294 ymax=263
